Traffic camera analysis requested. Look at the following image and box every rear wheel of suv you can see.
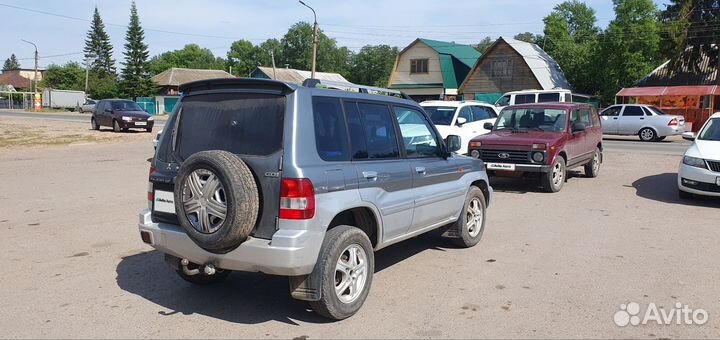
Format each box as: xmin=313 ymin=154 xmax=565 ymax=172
xmin=451 ymin=186 xmax=487 ymax=248
xmin=639 ymin=128 xmax=657 ymax=142
xmin=543 ymin=157 xmax=566 ymax=192
xmin=309 ymin=225 xmax=374 ymax=320
xmin=174 ymin=150 xmax=259 ymax=253
xmin=584 ymin=148 xmax=601 ymax=178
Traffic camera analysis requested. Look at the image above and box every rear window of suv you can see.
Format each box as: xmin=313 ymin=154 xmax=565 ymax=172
xmin=173 ymin=93 xmax=286 ymax=160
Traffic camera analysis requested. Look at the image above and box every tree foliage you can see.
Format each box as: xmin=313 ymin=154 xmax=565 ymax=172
xmin=514 ymin=32 xmax=544 ymax=45
xmin=661 ymin=0 xmax=720 ymax=72
xmin=280 ymin=22 xmax=351 ymax=76
xmin=149 ymin=44 xmax=226 ymax=75
xmin=40 ymin=62 xmax=85 ymax=91
xmin=83 ymin=7 xmax=116 ymax=77
xmin=3 ymin=54 xmax=20 ymax=71
xmin=119 ymin=1 xmax=155 ymax=99
xmin=348 ymin=45 xmax=399 ymax=87
xmin=227 ymin=39 xmax=258 ymax=76
xmin=474 ymin=37 xmax=494 ymax=54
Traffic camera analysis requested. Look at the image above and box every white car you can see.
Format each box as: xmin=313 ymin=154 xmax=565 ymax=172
xmin=80 ymin=99 xmax=96 ymax=113
xmin=420 ymin=100 xmax=498 ymax=154
xmin=599 ymin=104 xmax=686 ymax=141
xmin=494 ymin=89 xmax=573 ymax=108
xmin=678 ymin=112 xmax=720 ymax=198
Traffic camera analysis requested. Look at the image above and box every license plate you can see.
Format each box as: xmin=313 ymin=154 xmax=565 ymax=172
xmin=135 ymin=121 xmax=147 ymax=126
xmin=487 ymin=163 xmax=516 ymax=171
xmin=153 ymin=190 xmax=175 ymax=214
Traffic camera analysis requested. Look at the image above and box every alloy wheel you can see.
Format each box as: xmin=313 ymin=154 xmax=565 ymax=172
xmin=334 ymin=244 xmax=368 ymax=304
xmin=465 ymin=197 xmax=484 ymax=238
xmin=181 ymin=169 xmax=228 ymax=234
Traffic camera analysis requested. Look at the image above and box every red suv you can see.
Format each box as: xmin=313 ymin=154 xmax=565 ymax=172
xmin=467 ymin=103 xmax=602 ymax=192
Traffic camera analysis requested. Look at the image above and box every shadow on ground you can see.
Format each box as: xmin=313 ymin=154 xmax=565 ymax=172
xmin=489 ymin=169 xmax=585 ymax=194
xmin=631 ymin=172 xmax=720 ymax=208
xmin=116 ymin=234 xmax=452 ymax=324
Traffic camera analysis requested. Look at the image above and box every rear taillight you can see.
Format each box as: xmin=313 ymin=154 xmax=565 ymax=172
xmin=279 ymin=178 xmax=315 ymax=220
xmin=668 ymin=118 xmax=678 ymax=126
xmin=147 ymin=167 xmax=156 ymax=209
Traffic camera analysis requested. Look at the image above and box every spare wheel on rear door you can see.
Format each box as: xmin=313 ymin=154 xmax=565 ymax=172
xmin=174 ymin=150 xmax=259 ymax=253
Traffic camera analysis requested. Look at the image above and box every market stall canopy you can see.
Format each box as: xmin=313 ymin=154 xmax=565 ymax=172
xmin=617 ymin=85 xmax=718 ymax=97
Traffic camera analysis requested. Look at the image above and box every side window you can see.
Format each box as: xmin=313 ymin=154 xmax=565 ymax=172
xmin=622 ymin=106 xmax=644 ymax=117
xmin=495 ymin=95 xmax=511 ymax=106
xmin=641 ymin=106 xmax=654 ymax=116
xmin=312 ymin=97 xmax=349 ymax=161
xmin=538 ymin=93 xmax=560 ymax=102
xmin=344 ymin=101 xmax=368 ymax=159
xmin=471 ymin=106 xmax=493 ymax=120
xmin=357 ymin=103 xmax=399 ymax=159
xmin=515 ymin=94 xmax=536 ymax=104
xmin=579 ymin=109 xmax=592 ymax=127
xmin=601 ymin=106 xmax=621 ymax=116
xmin=457 ymin=106 xmax=472 ymax=122
xmin=393 ymin=107 xmax=439 ymax=158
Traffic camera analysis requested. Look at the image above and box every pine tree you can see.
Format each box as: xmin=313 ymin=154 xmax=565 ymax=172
xmin=83 ymin=7 xmax=116 ymax=77
xmin=3 ymin=54 xmax=20 ymax=70
xmin=119 ymin=1 xmax=154 ymax=99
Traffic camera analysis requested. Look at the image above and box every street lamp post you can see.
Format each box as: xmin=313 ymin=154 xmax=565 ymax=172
xmin=299 ymin=0 xmax=318 ymax=80
xmin=21 ymin=39 xmax=38 ymax=95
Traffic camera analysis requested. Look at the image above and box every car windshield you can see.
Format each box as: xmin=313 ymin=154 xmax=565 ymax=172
xmin=698 ymin=118 xmax=720 ymax=141
xmin=494 ymin=108 xmax=568 ymax=132
xmin=111 ymin=101 xmax=143 ymax=111
xmin=424 ymin=106 xmax=456 ymax=126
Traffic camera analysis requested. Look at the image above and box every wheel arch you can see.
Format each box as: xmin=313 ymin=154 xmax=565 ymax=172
xmin=470 ymin=179 xmax=490 ymax=206
xmin=327 ymin=206 xmax=381 ymax=249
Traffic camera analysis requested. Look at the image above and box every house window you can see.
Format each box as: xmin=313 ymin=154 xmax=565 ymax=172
xmin=491 ymin=57 xmax=513 ymax=78
xmin=410 ymin=59 xmax=428 ymax=74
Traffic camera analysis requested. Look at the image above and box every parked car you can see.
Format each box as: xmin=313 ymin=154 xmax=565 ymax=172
xmin=599 ymin=104 xmax=685 ymax=142
xmin=139 ymin=78 xmax=492 ymax=320
xmin=80 ymin=99 xmax=96 ymax=113
xmin=678 ymin=112 xmax=720 ymax=198
xmin=91 ymin=99 xmax=154 ymax=133
xmin=494 ymin=89 xmax=600 ymax=108
xmin=468 ymin=102 xmax=603 ymax=192
xmin=420 ymin=100 xmax=499 ymax=155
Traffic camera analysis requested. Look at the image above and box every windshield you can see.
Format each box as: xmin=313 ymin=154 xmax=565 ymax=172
xmin=423 ymin=106 xmax=457 ymax=126
xmin=698 ymin=118 xmax=720 ymax=141
xmin=495 ymin=108 xmax=568 ymax=132
xmin=111 ymin=101 xmax=143 ymax=111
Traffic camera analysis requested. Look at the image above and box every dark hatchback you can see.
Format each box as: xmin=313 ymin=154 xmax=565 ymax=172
xmin=91 ymin=99 xmax=155 ymax=132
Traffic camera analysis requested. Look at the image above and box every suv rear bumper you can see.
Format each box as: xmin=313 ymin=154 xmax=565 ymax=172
xmin=137 ymin=209 xmax=323 ymax=276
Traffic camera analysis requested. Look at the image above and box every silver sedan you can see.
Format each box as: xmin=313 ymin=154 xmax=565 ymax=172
xmin=599 ymin=104 xmax=686 ymax=141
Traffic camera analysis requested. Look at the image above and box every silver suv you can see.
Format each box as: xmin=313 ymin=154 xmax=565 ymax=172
xmin=138 ymin=78 xmax=493 ymax=320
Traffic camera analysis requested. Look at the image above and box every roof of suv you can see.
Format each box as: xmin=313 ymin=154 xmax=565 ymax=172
xmin=420 ymin=100 xmax=494 ymax=107
xmin=503 ymin=102 xmax=593 ymax=110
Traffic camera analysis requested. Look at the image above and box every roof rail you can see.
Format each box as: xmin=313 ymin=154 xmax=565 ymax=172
xmin=302 ymin=79 xmax=413 ymax=101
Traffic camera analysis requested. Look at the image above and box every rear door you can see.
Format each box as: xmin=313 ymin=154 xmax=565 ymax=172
xmin=347 ymin=101 xmax=415 ymax=241
xmin=393 ymin=106 xmax=464 ymax=234
xmin=617 ymin=105 xmax=645 ymax=134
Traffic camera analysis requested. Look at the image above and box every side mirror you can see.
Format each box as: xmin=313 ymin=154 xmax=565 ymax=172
xmin=445 ymin=135 xmax=461 ymax=153
xmin=572 ymin=121 xmax=586 ymax=132
xmin=682 ymin=131 xmax=696 ymax=141
xmin=483 ymin=122 xmax=494 ymax=130
xmin=456 ymin=117 xmax=467 ymax=126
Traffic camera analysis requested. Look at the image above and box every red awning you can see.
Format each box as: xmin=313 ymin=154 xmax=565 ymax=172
xmin=616 ymin=86 xmax=667 ymax=96
xmin=664 ymin=85 xmax=716 ymax=96
xmin=715 ymin=86 xmax=720 ymax=95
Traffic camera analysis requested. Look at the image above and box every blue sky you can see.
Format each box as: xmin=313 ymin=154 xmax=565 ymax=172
xmin=0 ymin=0 xmax=666 ymax=69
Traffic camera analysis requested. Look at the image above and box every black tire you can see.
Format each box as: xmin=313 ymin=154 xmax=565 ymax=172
xmin=309 ymin=226 xmax=374 ymax=320
xmin=678 ymin=189 xmax=693 ymax=200
xmin=91 ymin=118 xmax=99 ymax=130
xmin=113 ymin=120 xmax=121 ymax=132
xmin=146 ymin=128 xmax=153 ymax=133
xmin=639 ymin=127 xmax=657 ymax=142
xmin=657 ymin=136 xmax=666 ymax=141
xmin=451 ymin=187 xmax=487 ymax=248
xmin=176 ymin=264 xmax=231 ymax=285
xmin=543 ymin=156 xmax=566 ymax=192
xmin=584 ymin=147 xmax=601 ymax=178
xmin=174 ymin=150 xmax=259 ymax=253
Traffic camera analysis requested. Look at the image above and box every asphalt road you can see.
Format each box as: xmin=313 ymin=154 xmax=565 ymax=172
xmin=1 ymin=119 xmax=718 ymax=339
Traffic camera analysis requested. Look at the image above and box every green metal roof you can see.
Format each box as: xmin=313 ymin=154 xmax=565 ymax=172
xmin=418 ymin=38 xmax=480 ymax=69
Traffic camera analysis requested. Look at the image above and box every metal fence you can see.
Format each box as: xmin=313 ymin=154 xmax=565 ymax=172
xmin=0 ymin=91 xmax=34 ymax=110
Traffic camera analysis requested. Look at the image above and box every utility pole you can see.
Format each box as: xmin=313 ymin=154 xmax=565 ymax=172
xmin=271 ymin=50 xmax=277 ymax=80
xmin=84 ymin=54 xmax=93 ymax=94
xmin=21 ymin=39 xmax=39 ymax=111
xmin=299 ymin=0 xmax=318 ymax=79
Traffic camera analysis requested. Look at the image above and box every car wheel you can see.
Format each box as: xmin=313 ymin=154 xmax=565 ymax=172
xmin=678 ymin=189 xmax=694 ymax=200
xmin=543 ymin=157 xmax=566 ymax=192
xmin=639 ymin=128 xmax=657 ymax=142
xmin=584 ymin=148 xmax=601 ymax=178
xmin=657 ymin=136 xmax=666 ymax=141
xmin=451 ymin=186 xmax=487 ymax=248
xmin=146 ymin=128 xmax=153 ymax=133
xmin=91 ymin=118 xmax=99 ymax=130
xmin=309 ymin=225 xmax=374 ymax=320
xmin=113 ymin=120 xmax=121 ymax=132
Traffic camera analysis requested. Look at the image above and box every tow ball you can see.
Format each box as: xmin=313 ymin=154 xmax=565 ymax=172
xmin=180 ymin=258 xmax=217 ymax=276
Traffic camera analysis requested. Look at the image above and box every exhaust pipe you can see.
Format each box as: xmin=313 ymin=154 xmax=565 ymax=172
xmin=180 ymin=258 xmax=217 ymax=276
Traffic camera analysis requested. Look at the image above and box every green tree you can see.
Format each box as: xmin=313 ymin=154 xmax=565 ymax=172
xmin=227 ymin=39 xmax=258 ymax=76
xmin=119 ymin=1 xmax=155 ymax=99
xmin=598 ymin=0 xmax=661 ymax=103
xmin=661 ymin=0 xmax=720 ymax=73
xmin=514 ymin=32 xmax=543 ymax=44
xmin=348 ymin=45 xmax=398 ymax=87
xmin=40 ymin=62 xmax=85 ymax=91
xmin=474 ymin=37 xmax=494 ymax=54
xmin=543 ymin=0 xmax=601 ymax=94
xmin=3 ymin=54 xmax=20 ymax=70
xmin=255 ymin=39 xmax=283 ymax=68
xmin=280 ymin=22 xmax=350 ymax=75
xmin=83 ymin=7 xmax=116 ymax=77
xmin=149 ymin=44 xmax=226 ymax=75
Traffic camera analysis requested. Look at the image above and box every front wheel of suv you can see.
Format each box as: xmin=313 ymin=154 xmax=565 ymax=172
xmin=309 ymin=225 xmax=374 ymax=320
xmin=543 ymin=157 xmax=566 ymax=192
xmin=584 ymin=148 xmax=601 ymax=178
xmin=451 ymin=186 xmax=487 ymax=248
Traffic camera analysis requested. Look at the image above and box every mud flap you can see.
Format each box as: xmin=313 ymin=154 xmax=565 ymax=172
xmin=288 ymin=274 xmax=322 ymax=301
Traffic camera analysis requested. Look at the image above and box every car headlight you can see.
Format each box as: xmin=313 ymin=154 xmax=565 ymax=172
xmin=682 ymin=156 xmax=707 ymax=169
xmin=532 ymin=151 xmax=545 ymax=163
xmin=147 ymin=116 xmax=154 ymax=121
xmin=121 ymin=116 xmax=133 ymax=121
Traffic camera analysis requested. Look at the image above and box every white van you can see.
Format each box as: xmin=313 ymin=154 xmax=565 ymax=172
xmin=494 ymin=89 xmax=572 ymax=107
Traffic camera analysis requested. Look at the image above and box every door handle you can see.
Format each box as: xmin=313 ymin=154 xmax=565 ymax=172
xmin=362 ymin=171 xmax=378 ymax=180
xmin=613 ymin=117 xmax=618 ymax=120
xmin=640 ymin=117 xmax=644 ymax=120
xmin=415 ymin=166 xmax=426 ymax=174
